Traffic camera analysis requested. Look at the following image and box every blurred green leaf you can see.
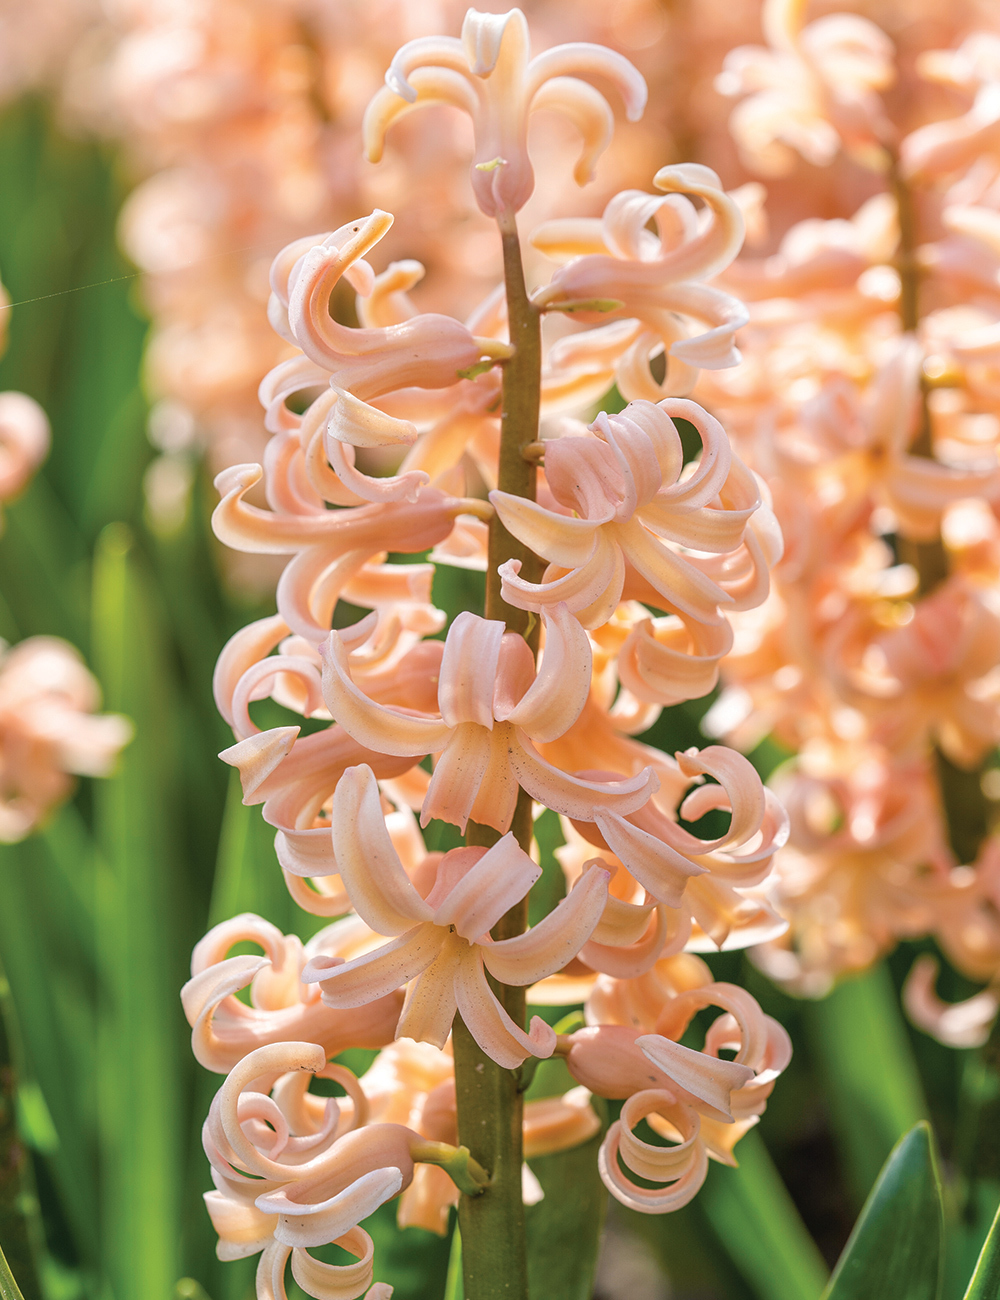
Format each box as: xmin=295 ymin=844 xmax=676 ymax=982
xmin=92 ymin=523 xmax=186 ymax=1300
xmin=964 ymin=1197 xmax=1000 ymax=1300
xmin=807 ymin=964 xmax=927 ymax=1205
xmin=701 ymin=1130 xmax=828 ymax=1300
xmin=525 ymin=1127 xmax=608 ymax=1300
xmin=821 ymin=1122 xmax=943 ymax=1300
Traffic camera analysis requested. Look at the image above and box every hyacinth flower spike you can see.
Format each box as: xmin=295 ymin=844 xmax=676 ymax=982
xmin=301 ymin=764 xmax=611 ymax=1068
xmin=321 ymin=604 xmax=658 ymax=833
xmin=363 ymin=8 xmax=647 ymax=221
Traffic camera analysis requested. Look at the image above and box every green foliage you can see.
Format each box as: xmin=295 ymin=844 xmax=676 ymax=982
xmin=821 ymin=1123 xmax=944 ymax=1300
xmin=963 ymin=1198 xmax=1000 ymax=1300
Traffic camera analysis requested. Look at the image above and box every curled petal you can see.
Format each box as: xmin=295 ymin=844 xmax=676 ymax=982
xmin=903 ymin=954 xmax=998 ymax=1050
xmin=501 ymin=604 xmax=592 ymax=741
xmin=509 ymin=730 xmax=658 ymax=820
xmin=258 ymin=1167 xmax=404 ymax=1248
xmin=599 ymin=1091 xmax=708 ymax=1213
xmin=434 ymin=834 xmax=541 ymax=941
xmin=438 ymin=613 xmax=505 ymax=729
xmin=595 ymin=809 xmax=705 ymax=907
xmin=636 ymin=1034 xmax=755 ymax=1122
xmin=453 ymin=948 xmax=557 ymax=1068
xmin=304 ymin=926 xmax=443 ymax=1009
xmin=483 ymin=862 xmax=609 ymax=985
xmin=331 ymin=764 xmax=432 ymax=934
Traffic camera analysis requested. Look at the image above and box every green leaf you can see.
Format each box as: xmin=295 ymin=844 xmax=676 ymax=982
xmin=525 ymin=1125 xmax=608 ymax=1300
xmin=701 ymin=1130 xmax=828 ymax=1300
xmin=0 ymin=1244 xmax=26 ymax=1300
xmin=964 ymin=1197 xmax=1000 ymax=1299
xmin=821 ymin=1122 xmax=943 ymax=1300
xmin=91 ymin=523 xmax=186 ymax=1300
xmin=806 ymin=964 xmax=927 ymax=1205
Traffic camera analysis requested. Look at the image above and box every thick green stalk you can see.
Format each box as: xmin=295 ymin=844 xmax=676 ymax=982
xmin=453 ymin=213 xmax=542 ymax=1300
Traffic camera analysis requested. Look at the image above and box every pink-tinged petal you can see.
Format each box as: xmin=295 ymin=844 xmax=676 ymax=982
xmin=530 ymin=215 xmax=609 ymax=261
xmin=531 ymin=77 xmax=613 ymax=186
xmin=421 ymin=725 xmax=493 ymax=833
xmin=467 ymin=725 xmax=521 ymax=834
xmin=331 ymin=765 xmax=432 ymax=933
xmin=259 ymin=1168 xmax=403 ymax=1249
xmin=676 ymin=747 xmax=766 ymax=850
xmin=499 ymin=537 xmax=625 ymax=629
xmin=594 ymin=809 xmax=705 ymax=907
xmin=321 ymin=633 xmax=451 ymax=757
xmin=589 ymin=890 xmax=657 ymax=947
xmin=483 ymin=862 xmax=609 ymax=985
xmin=395 ymin=935 xmax=461 ymax=1047
xmin=651 ymin=164 xmax=745 ymax=278
xmin=579 ymin=905 xmax=668 ymax=979
xmin=903 ymin=955 xmax=998 ymax=1050
xmin=303 ymin=925 xmax=443 ymax=1008
xmin=617 ymin=616 xmax=732 ymax=707
xmin=653 ymin=401 xmax=732 ymax=506
xmin=636 ymin=1035 xmax=754 ymax=1123
xmin=616 ymin=518 xmax=731 ymax=622
xmin=214 ymin=615 xmax=289 ymax=729
xmin=434 ymin=833 xmax=540 ymax=940
xmin=289 ymin=1226 xmax=376 ymax=1300
xmin=329 ymin=388 xmax=417 ymax=449
xmin=231 ymin=657 xmax=325 ymax=741
xmin=525 ymin=44 xmax=647 ymax=121
xmin=501 ymin=604 xmax=591 ymax=741
xmin=438 ymin=613 xmax=505 ymax=728
xmin=213 ymin=466 xmax=456 ymax=556
xmin=221 ymin=727 xmax=300 ymax=804
xmin=490 ymin=491 xmax=602 ymax=566
xmin=274 ymin=827 xmax=338 ymax=880
xmin=323 ymin=436 xmax=428 ymax=506
xmin=453 ymin=948 xmax=556 ymax=1069
xmin=599 ymin=1097 xmax=708 ymax=1213
xmin=509 ymin=730 xmax=659 ymax=820
xmin=492 ymin=634 xmax=536 ymax=719
xmin=205 ymin=1190 xmax=277 ymax=1260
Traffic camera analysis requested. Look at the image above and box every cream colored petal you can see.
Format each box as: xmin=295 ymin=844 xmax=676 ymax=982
xmin=483 ymin=862 xmax=609 ymax=985
xmin=509 ymin=729 xmax=658 ymax=820
xmin=331 ymin=764 xmax=432 ymax=934
xmin=453 ymin=949 xmax=557 ymax=1069
xmin=321 ymin=633 xmax=451 ymax=757
xmin=594 ymin=810 xmax=704 ymax=907
xmin=434 ymin=833 xmax=540 ymax=940
xmin=499 ymin=538 xmax=625 ymax=629
xmin=303 ymin=926 xmax=443 ymax=1009
xmin=525 ymin=44 xmax=647 ymax=121
xmin=290 ymin=1226 xmax=377 ymax=1300
xmin=396 ymin=936 xmax=461 ymax=1047
xmin=438 ymin=612 xmax=505 ymax=729
xmin=490 ymin=491 xmax=602 ymax=565
xmin=676 ymin=746 xmax=766 ymax=850
xmin=529 ymin=77 xmax=613 ymax=187
xmin=329 ymin=387 xmax=417 ymax=449
xmin=259 ymin=1167 xmax=403 ymax=1248
xmin=421 ymin=725 xmax=493 ymax=833
xmin=636 ymin=1034 xmax=754 ymax=1123
xmin=204 ymin=1189 xmax=276 ymax=1259
xmin=467 ymin=725 xmax=521 ymax=834
xmin=501 ymin=604 xmax=592 ymax=741
xmin=579 ymin=905 xmax=668 ymax=979
xmin=214 ymin=615 xmax=289 ymax=730
xmin=616 ymin=519 xmax=731 ymax=622
xmin=220 ymin=727 xmax=300 ymax=805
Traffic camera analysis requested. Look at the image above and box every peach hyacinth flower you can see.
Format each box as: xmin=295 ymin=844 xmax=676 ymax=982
xmin=0 ymin=636 xmax=132 ymax=842
xmin=203 ymin=1041 xmax=425 ymax=1300
xmin=321 ymin=604 xmax=658 ymax=835
xmin=181 ymin=915 xmax=404 ymax=1074
xmin=532 ymin=165 xmax=748 ymax=397
xmin=363 ymin=7 xmax=647 ymax=220
xmin=0 ymin=390 xmax=49 ymax=526
xmin=493 ymin=398 xmax=778 ymax=631
xmin=301 ymin=764 xmax=611 ymax=1068
xmin=716 ymin=0 xmax=895 ymax=176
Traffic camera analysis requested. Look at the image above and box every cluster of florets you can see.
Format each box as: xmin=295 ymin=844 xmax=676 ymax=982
xmin=189 ymin=10 xmax=796 ymax=1297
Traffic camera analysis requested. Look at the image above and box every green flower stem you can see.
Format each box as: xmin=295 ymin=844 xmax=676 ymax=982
xmin=453 ymin=211 xmax=543 ymax=1300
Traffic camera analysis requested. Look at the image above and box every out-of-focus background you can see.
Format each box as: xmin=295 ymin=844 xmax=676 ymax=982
xmin=0 ymin=2 xmax=997 ymax=1299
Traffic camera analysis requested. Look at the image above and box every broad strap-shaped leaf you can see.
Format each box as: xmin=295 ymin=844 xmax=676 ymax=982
xmin=701 ymin=1129 xmax=828 ymax=1300
xmin=821 ymin=1122 xmax=943 ymax=1300
xmin=525 ymin=1119 xmax=608 ymax=1300
xmin=963 ymin=1197 xmax=1000 ymax=1300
